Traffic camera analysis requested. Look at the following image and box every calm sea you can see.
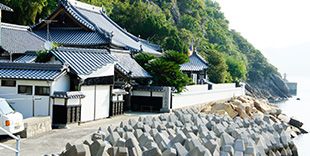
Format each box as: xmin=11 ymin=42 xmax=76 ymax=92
xmin=275 ymin=76 xmax=310 ymax=155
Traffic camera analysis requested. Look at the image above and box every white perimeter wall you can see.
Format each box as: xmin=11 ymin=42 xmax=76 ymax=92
xmin=172 ymin=84 xmax=245 ymax=109
xmin=80 ymin=85 xmax=110 ymax=122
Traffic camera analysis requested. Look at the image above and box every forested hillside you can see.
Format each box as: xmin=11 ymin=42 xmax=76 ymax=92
xmin=1 ymin=0 xmax=287 ymax=100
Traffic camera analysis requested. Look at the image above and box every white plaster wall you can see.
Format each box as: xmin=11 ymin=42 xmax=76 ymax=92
xmin=184 ymin=85 xmax=208 ymax=92
xmin=172 ymin=86 xmax=245 ymax=109
xmin=152 ymin=92 xmax=163 ymax=97
xmin=80 ymin=63 xmax=114 ymax=79
xmin=51 ymin=75 xmax=70 ymax=94
xmin=132 ymin=91 xmax=151 ymax=96
xmin=81 ymin=86 xmax=95 ymax=122
xmin=95 ymin=85 xmax=110 ymax=119
xmin=212 ymin=83 xmax=236 ymax=90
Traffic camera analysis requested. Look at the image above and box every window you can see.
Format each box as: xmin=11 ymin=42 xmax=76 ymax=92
xmin=35 ymin=86 xmax=50 ymax=96
xmin=1 ymin=80 xmax=16 ymax=87
xmin=18 ymin=85 xmax=32 ymax=95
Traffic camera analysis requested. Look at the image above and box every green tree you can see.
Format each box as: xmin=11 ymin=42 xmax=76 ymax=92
xmin=225 ymin=56 xmax=247 ymax=82
xmin=203 ymin=50 xmax=227 ymax=83
xmin=162 ymin=50 xmax=189 ymax=64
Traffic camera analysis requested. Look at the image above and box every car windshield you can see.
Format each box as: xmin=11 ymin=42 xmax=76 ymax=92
xmin=0 ymin=100 xmax=15 ymax=114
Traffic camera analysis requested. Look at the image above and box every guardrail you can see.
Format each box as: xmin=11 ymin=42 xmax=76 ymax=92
xmin=0 ymin=126 xmax=20 ymax=156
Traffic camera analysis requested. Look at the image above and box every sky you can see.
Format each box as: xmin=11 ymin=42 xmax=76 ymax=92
xmin=215 ymin=0 xmax=310 ymax=77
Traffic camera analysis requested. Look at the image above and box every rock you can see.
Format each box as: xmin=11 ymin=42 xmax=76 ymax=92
xmin=289 ymin=116 xmax=303 ymax=128
xmin=278 ymin=114 xmax=290 ymax=123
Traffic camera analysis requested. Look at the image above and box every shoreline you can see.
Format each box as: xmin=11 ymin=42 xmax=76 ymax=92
xmin=58 ymin=95 xmax=306 ymax=155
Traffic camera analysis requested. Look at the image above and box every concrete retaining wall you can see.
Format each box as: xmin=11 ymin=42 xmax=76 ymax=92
xmin=19 ymin=116 xmax=52 ymax=138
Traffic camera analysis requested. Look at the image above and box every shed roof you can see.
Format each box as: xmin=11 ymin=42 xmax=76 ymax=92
xmin=51 ymin=91 xmax=85 ymax=99
xmin=111 ymin=49 xmax=152 ymax=79
xmin=52 ymin=47 xmax=117 ymax=76
xmin=0 ymin=62 xmax=66 ymax=80
xmin=180 ymin=50 xmax=208 ymax=72
xmin=1 ymin=23 xmax=45 ymax=53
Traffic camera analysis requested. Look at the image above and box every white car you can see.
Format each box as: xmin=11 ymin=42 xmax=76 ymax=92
xmin=0 ymin=98 xmax=24 ymax=135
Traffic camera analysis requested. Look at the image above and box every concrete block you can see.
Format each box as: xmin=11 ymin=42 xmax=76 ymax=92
xmin=157 ymin=124 xmax=167 ymax=132
xmin=115 ymin=127 xmax=125 ymax=138
xmin=234 ymin=139 xmax=245 ymax=152
xmin=117 ymin=147 xmax=128 ymax=156
xmin=244 ymin=145 xmax=255 ymax=155
xmin=138 ymin=116 xmax=145 ymax=122
xmin=220 ymin=133 xmax=234 ymax=146
xmin=162 ymin=147 xmax=177 ymax=156
xmin=120 ymin=121 xmax=129 ymax=128
xmin=175 ymin=121 xmax=184 ymax=127
xmin=91 ymin=133 xmax=103 ymax=141
xmin=154 ymin=133 xmax=170 ymax=148
xmin=89 ymin=140 xmax=105 ymax=156
xmin=169 ymin=133 xmax=187 ymax=146
xmin=61 ymin=144 xmax=86 ymax=156
xmin=159 ymin=114 xmax=168 ymax=121
xmin=108 ymin=125 xmax=117 ymax=134
xmin=109 ymin=132 xmax=121 ymax=146
xmin=221 ymin=145 xmax=234 ymax=156
xmin=150 ymin=129 xmax=159 ymax=138
xmin=161 ymin=130 xmax=170 ymax=138
xmin=203 ymin=139 xmax=218 ymax=154
xmin=125 ymin=138 xmax=143 ymax=156
xmin=143 ymin=125 xmax=152 ymax=133
xmin=186 ymin=132 xmax=199 ymax=140
xmin=167 ymin=129 xmax=176 ymax=138
xmin=144 ymin=141 xmax=158 ymax=150
xmin=234 ymin=151 xmax=243 ymax=156
xmin=280 ymin=130 xmax=290 ymax=148
xmin=151 ymin=121 xmax=161 ymax=129
xmin=205 ymin=131 xmax=217 ymax=140
xmin=116 ymin=138 xmax=126 ymax=147
xmin=184 ymin=139 xmax=201 ymax=151
xmin=188 ymin=146 xmax=212 ymax=156
xmin=143 ymin=147 xmax=162 ymax=156
xmin=165 ymin=122 xmax=175 ymax=129
xmin=107 ymin=147 xmax=118 ymax=156
xmin=124 ymin=124 xmax=134 ymax=132
xmin=124 ymin=132 xmax=135 ymax=140
xmin=173 ymin=142 xmax=188 ymax=156
xmin=212 ymin=115 xmax=221 ymax=124
xmin=206 ymin=121 xmax=216 ymax=131
xmin=191 ymin=126 xmax=199 ymax=135
xmin=134 ymin=129 xmax=143 ymax=139
xmin=219 ymin=151 xmax=230 ymax=156
xmin=134 ymin=122 xmax=144 ymax=130
xmin=129 ymin=119 xmax=137 ymax=127
xmin=139 ymin=133 xmax=154 ymax=147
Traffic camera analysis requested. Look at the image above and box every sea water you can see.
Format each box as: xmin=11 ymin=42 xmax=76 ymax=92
xmin=275 ymin=76 xmax=310 ymax=154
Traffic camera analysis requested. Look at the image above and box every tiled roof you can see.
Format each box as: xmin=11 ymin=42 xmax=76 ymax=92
xmin=1 ymin=23 xmax=45 ymax=53
xmin=0 ymin=3 xmax=13 ymax=12
xmin=180 ymin=51 xmax=208 ymax=72
xmin=14 ymin=54 xmax=37 ymax=63
xmin=51 ymin=91 xmax=85 ymax=99
xmin=52 ymin=47 xmax=117 ymax=76
xmin=34 ymin=28 xmax=110 ymax=46
xmin=0 ymin=62 xmax=66 ymax=80
xmin=111 ymin=49 xmax=152 ymax=79
xmin=134 ymin=86 xmax=177 ymax=92
xmin=76 ymin=7 xmax=161 ymax=55
xmin=30 ymin=0 xmax=161 ymax=55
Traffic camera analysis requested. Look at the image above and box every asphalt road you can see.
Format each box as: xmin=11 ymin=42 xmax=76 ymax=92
xmin=0 ymin=112 xmax=160 ymax=156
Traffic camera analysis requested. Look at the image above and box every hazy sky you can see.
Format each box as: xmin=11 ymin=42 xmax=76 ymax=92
xmin=215 ymin=0 xmax=310 ymax=50
xmin=215 ymin=0 xmax=310 ymax=77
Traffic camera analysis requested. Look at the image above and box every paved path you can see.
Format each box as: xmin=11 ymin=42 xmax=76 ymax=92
xmin=0 ymin=112 xmax=160 ymax=156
